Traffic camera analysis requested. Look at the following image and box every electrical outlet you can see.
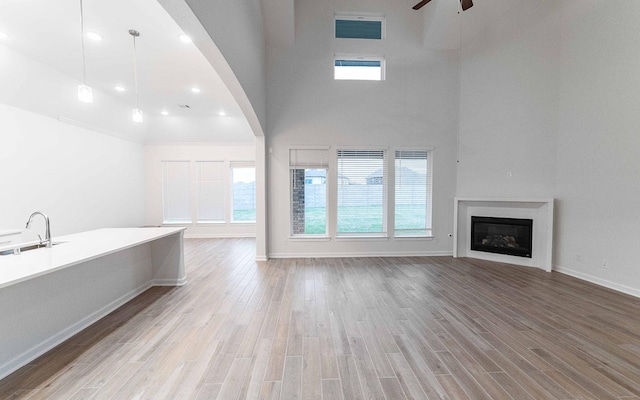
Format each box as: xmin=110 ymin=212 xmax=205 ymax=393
xmin=507 ymin=171 xmax=513 ymax=178
xmin=576 ymin=255 xmax=582 ymax=263
xmin=601 ymin=259 xmax=609 ymax=269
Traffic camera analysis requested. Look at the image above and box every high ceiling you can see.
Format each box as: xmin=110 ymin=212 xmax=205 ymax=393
xmin=0 ymin=0 xmax=525 ymax=143
xmin=0 ymin=0 xmax=255 ymax=143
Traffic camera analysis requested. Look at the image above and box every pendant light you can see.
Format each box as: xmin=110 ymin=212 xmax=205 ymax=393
xmin=129 ymin=29 xmax=143 ymax=122
xmin=78 ymin=0 xmax=93 ymax=103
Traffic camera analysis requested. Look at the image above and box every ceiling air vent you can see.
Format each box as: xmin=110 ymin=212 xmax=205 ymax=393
xmin=178 ymin=104 xmax=191 ymax=109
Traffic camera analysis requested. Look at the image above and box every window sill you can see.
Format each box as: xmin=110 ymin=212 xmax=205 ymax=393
xmin=289 ymin=236 xmax=331 ymax=242
xmin=196 ymin=221 xmax=226 ymax=225
xmin=230 ymin=221 xmax=256 ymax=225
xmin=162 ymin=222 xmax=192 ymax=227
xmin=335 ymin=235 xmax=389 ymax=242
xmin=394 ymin=235 xmax=434 ymax=240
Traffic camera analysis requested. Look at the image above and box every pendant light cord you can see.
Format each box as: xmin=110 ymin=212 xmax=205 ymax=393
xmin=80 ymin=0 xmax=87 ymax=85
xmin=134 ymin=35 xmax=138 ymax=109
xmin=131 ymin=31 xmax=139 ymax=109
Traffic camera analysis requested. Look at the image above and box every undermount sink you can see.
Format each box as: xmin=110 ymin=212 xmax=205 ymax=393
xmin=0 ymin=241 xmax=66 ymax=256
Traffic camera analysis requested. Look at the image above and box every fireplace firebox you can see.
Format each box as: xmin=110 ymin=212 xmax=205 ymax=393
xmin=471 ymin=216 xmax=533 ymax=258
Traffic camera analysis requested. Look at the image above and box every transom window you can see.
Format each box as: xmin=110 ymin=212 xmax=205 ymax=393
xmin=334 ymin=56 xmax=385 ymax=81
xmin=335 ymin=15 xmax=384 ymax=39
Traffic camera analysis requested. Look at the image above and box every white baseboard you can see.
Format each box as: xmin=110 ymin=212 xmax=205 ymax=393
xmin=0 ymin=281 xmax=153 ymax=380
xmin=554 ymin=265 xmax=640 ymax=299
xmin=184 ymin=233 xmax=256 ymax=239
xmin=152 ymin=277 xmax=187 ymax=286
xmin=255 ymin=255 xmax=269 ymax=262
xmin=268 ymin=251 xmax=453 ymax=259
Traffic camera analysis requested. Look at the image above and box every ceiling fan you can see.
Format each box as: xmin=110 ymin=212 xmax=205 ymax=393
xmin=413 ymin=0 xmax=473 ymax=11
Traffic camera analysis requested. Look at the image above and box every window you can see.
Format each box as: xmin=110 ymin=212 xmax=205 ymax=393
xmin=162 ymin=161 xmax=191 ymax=224
xmin=197 ymin=161 xmax=225 ymax=223
xmin=335 ymin=16 xmax=384 ymax=39
xmin=290 ymin=148 xmax=329 ymax=236
xmin=231 ymin=162 xmax=256 ymax=222
xmin=334 ymin=57 xmax=384 ymax=81
xmin=394 ymin=150 xmax=432 ymax=236
xmin=337 ymin=149 xmax=387 ymax=235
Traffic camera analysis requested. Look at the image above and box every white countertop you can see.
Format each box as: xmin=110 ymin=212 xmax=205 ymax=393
xmin=0 ymin=227 xmax=186 ymax=289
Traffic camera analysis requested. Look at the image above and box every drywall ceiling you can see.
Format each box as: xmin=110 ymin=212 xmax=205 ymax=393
xmin=0 ymin=0 xmax=255 ymax=143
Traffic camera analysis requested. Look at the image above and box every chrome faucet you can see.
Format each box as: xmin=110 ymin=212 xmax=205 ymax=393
xmin=25 ymin=211 xmax=51 ymax=248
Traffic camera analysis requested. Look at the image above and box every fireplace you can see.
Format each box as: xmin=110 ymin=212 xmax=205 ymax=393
xmin=471 ymin=216 xmax=533 ymax=258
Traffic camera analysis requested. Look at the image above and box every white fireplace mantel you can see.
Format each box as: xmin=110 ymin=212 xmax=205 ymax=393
xmin=453 ymin=197 xmax=554 ymax=272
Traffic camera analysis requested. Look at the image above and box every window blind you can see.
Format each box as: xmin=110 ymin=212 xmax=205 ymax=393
xmin=335 ymin=19 xmax=383 ymax=39
xmin=197 ymin=161 xmax=225 ymax=222
xmin=162 ymin=161 xmax=191 ymax=224
xmin=337 ymin=149 xmax=387 ymax=234
xmin=229 ymin=161 xmax=255 ymax=169
xmin=394 ymin=150 xmax=431 ymax=235
xmin=289 ymin=148 xmax=329 ymax=169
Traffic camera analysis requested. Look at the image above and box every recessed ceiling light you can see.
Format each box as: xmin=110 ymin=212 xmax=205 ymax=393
xmin=191 ymin=87 xmax=201 ymax=94
xmin=218 ymin=111 xmax=226 ymax=116
xmin=161 ymin=110 xmax=169 ymax=116
xmin=179 ymin=34 xmax=192 ymax=43
xmin=0 ymin=32 xmax=8 ymax=40
xmin=86 ymin=31 xmax=103 ymax=41
xmin=114 ymin=85 xmax=126 ymax=92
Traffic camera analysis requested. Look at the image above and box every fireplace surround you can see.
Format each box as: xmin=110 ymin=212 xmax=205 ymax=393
xmin=453 ymin=198 xmax=554 ymax=272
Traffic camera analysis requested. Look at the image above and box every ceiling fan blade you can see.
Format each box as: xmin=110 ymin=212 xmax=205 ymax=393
xmin=460 ymin=0 xmax=473 ymax=11
xmin=412 ymin=0 xmax=432 ymax=10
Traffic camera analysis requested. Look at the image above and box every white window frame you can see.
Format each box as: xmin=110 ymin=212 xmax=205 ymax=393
xmin=282 ymin=145 xmax=435 ymax=243
xmin=334 ymin=14 xmax=386 ymax=40
xmin=196 ymin=160 xmax=226 ymax=224
xmin=289 ymin=146 xmax=330 ymax=238
xmin=392 ymin=148 xmax=434 ymax=238
xmin=161 ymin=160 xmax=192 ymax=225
xmin=335 ymin=147 xmax=389 ymax=238
xmin=230 ymin=161 xmax=256 ymax=224
xmin=334 ymin=54 xmax=385 ymax=81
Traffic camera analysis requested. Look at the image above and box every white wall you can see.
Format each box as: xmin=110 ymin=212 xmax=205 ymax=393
xmin=457 ymin=0 xmax=640 ymax=296
xmin=265 ymin=0 xmax=459 ymax=257
xmin=0 ymin=103 xmax=145 ymax=240
xmin=554 ymin=0 xmax=640 ymax=295
xmin=456 ymin=0 xmax=561 ymax=199
xmin=144 ymin=143 xmax=256 ymax=238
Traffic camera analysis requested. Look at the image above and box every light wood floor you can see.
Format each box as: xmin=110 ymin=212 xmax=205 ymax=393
xmin=2 ymin=238 xmax=640 ymax=399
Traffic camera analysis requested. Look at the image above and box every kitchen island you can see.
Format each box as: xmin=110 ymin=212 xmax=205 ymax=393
xmin=0 ymin=227 xmax=186 ymax=379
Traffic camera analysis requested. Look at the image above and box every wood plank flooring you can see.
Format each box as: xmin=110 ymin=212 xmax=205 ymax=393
xmin=2 ymin=238 xmax=640 ymax=399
